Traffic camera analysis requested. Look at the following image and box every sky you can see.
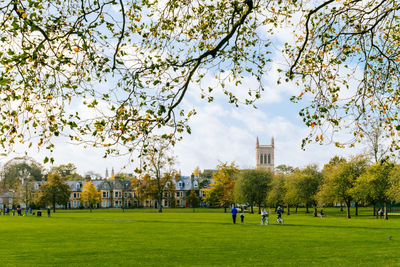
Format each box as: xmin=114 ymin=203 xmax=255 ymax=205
xmin=0 ymin=6 xmax=369 ymax=177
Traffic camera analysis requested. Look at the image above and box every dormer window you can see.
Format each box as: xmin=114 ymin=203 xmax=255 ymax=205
xmin=193 ymin=181 xmax=198 ymax=188
xmin=76 ymin=184 xmax=80 ymax=190
xmin=178 ymin=181 xmax=183 ymax=187
xmin=166 ymin=182 xmax=170 ymax=186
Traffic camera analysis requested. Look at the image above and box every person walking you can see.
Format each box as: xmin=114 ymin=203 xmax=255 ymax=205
xmin=231 ymin=206 xmax=238 ymax=224
xmin=240 ymin=213 xmax=245 ymax=224
xmin=47 ymin=207 xmax=51 ymax=217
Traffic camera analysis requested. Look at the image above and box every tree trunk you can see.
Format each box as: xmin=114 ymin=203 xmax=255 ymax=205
xmin=373 ymin=203 xmax=376 ymax=217
xmin=346 ymin=201 xmax=351 ymax=219
xmin=224 ymin=206 xmax=227 ymax=213
xmin=158 ymin=193 xmax=162 ymax=213
xmin=355 ymin=202 xmax=358 ymax=216
xmin=287 ymin=204 xmax=290 ymax=215
xmin=258 ymin=203 xmax=261 ymax=214
xmin=340 ymin=203 xmax=343 ymax=212
xmin=306 ymin=203 xmax=309 ymax=213
xmin=53 ymin=195 xmax=56 ymax=213
xmin=313 ymin=206 xmax=318 ymax=217
xmin=250 ymin=205 xmax=253 ymax=214
xmin=384 ymin=202 xmax=388 ymax=220
xmin=90 ymin=206 xmax=92 ymax=213
xmin=295 ymin=205 xmax=298 ymax=213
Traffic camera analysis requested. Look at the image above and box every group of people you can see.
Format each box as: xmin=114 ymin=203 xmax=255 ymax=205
xmin=0 ymin=207 xmax=51 ymax=217
xmin=230 ymin=206 xmax=283 ymax=225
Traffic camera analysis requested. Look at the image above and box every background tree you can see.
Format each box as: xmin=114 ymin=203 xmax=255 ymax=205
xmin=79 ymin=181 xmax=101 ymax=212
xmin=354 ymin=163 xmax=393 ymax=220
xmin=141 ymin=136 xmax=176 ymax=213
xmin=283 ymin=172 xmax=301 ymax=214
xmin=187 ymin=189 xmax=200 ymax=213
xmin=266 ymin=173 xmax=285 ymax=213
xmin=14 ymin=181 xmax=35 ymax=209
xmin=388 ymin=165 xmax=400 ymax=204
xmin=36 ymin=173 xmax=71 ymax=212
xmin=235 ymin=169 xmax=273 ymax=214
xmin=295 ymin=165 xmax=322 ymax=216
xmin=50 ymin=163 xmax=83 ymax=181
xmin=320 ymin=157 xmax=367 ymax=218
xmin=204 ymin=163 xmax=238 ymax=212
xmin=1 ymin=157 xmax=43 ymax=190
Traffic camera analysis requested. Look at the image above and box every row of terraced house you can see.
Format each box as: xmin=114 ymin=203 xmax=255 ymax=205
xmin=68 ymin=175 xmax=211 ymax=209
xmin=15 ymin=174 xmax=211 ymax=210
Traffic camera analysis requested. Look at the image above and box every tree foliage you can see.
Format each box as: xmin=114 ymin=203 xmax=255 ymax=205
xmin=293 ymin=165 xmax=322 ymax=214
xmin=36 ymin=172 xmax=70 ymax=212
xmin=0 ymin=0 xmax=399 ymax=161
xmin=235 ymin=169 xmax=272 ymax=213
xmin=1 ymin=156 xmax=43 ymax=189
xmin=79 ymin=180 xmax=100 ymax=211
xmin=204 ymin=162 xmax=238 ymax=209
xmin=320 ymin=156 xmax=367 ymax=218
xmin=49 ymin=163 xmax=82 ymax=181
xmin=141 ymin=136 xmax=177 ymax=212
xmin=288 ymin=0 xmax=400 ymax=150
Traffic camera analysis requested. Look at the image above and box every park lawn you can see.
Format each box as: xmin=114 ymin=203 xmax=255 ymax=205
xmin=0 ymin=208 xmax=399 ymax=266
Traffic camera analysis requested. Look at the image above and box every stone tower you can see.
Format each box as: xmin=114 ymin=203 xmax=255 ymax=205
xmin=256 ymin=137 xmax=274 ymax=170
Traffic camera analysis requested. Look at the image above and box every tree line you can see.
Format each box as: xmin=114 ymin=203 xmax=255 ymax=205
xmin=204 ymin=157 xmax=400 ymax=220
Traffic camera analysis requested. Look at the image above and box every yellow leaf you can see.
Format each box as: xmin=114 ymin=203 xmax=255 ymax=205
xmin=21 ymin=13 xmax=27 ymax=19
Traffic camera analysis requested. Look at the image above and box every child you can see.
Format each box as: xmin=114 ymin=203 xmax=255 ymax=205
xmin=240 ymin=213 xmax=244 ymax=224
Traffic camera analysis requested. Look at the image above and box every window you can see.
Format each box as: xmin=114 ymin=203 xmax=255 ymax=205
xmin=73 ymin=193 xmax=77 ymax=199
xmin=103 ymin=192 xmax=106 ymax=198
xmin=260 ymin=154 xmax=263 ymax=164
xmin=268 ymin=154 xmax=271 ymax=164
xmin=176 ymin=192 xmax=180 ymax=198
xmin=124 ymin=192 xmax=127 ymax=198
xmin=193 ymin=181 xmax=198 ymax=188
xmin=115 ymin=192 xmax=118 ymax=198
xmin=76 ymin=184 xmax=80 ymax=190
xmin=178 ymin=181 xmax=183 ymax=187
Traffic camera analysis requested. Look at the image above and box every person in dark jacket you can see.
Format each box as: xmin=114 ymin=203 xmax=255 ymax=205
xmin=231 ymin=206 xmax=238 ymax=224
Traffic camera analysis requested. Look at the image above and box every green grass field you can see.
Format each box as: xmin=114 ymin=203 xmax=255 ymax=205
xmin=0 ymin=207 xmax=398 ymax=266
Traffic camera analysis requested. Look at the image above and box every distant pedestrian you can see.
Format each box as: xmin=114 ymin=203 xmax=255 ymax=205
xmin=25 ymin=209 xmax=28 ymax=216
xmin=12 ymin=209 xmax=15 ymax=216
xmin=47 ymin=207 xmax=51 ymax=217
xmin=378 ymin=208 xmax=384 ymax=218
xmin=240 ymin=213 xmax=245 ymax=224
xmin=261 ymin=208 xmax=268 ymax=225
xmin=29 ymin=207 xmax=32 ymax=215
xmin=231 ymin=206 xmax=238 ymax=224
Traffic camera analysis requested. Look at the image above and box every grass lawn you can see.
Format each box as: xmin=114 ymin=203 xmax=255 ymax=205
xmin=0 ymin=207 xmax=398 ymax=266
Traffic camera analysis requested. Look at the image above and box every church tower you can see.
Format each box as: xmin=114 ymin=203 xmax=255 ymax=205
xmin=256 ymin=137 xmax=274 ymax=170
